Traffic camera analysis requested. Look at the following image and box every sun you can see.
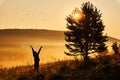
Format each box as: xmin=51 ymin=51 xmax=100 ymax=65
xmin=74 ymin=13 xmax=80 ymax=19
xmin=72 ymin=8 xmax=85 ymax=22
xmin=73 ymin=12 xmax=82 ymax=21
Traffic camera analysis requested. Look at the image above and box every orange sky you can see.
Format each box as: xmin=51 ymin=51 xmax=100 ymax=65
xmin=0 ymin=0 xmax=120 ymax=39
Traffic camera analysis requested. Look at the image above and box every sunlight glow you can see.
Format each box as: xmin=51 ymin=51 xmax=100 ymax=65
xmin=72 ymin=8 xmax=85 ymax=22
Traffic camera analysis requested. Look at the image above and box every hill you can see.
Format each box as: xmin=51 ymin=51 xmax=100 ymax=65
xmin=0 ymin=29 xmax=66 ymax=67
xmin=0 ymin=29 xmax=64 ymax=40
xmin=1 ymin=54 xmax=120 ymax=80
xmin=0 ymin=29 xmax=120 ymax=68
xmin=0 ymin=29 xmax=120 ymax=44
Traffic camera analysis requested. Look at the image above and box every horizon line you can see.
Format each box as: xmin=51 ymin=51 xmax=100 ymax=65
xmin=0 ymin=28 xmax=66 ymax=31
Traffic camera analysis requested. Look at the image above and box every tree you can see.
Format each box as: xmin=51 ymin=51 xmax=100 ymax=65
xmin=64 ymin=2 xmax=107 ymax=64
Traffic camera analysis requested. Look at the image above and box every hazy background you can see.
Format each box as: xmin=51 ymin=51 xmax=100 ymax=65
xmin=0 ymin=29 xmax=120 ymax=68
xmin=0 ymin=29 xmax=68 ymax=68
xmin=0 ymin=0 xmax=120 ymax=39
xmin=0 ymin=0 xmax=120 ymax=67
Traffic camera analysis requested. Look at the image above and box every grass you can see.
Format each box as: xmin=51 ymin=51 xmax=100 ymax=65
xmin=1 ymin=54 xmax=120 ymax=80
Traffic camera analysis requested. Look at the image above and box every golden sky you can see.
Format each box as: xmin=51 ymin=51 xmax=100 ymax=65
xmin=0 ymin=0 xmax=120 ymax=38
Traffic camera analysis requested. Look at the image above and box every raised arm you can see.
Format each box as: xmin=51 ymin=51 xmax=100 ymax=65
xmin=30 ymin=45 xmax=34 ymax=52
xmin=38 ymin=46 xmax=43 ymax=55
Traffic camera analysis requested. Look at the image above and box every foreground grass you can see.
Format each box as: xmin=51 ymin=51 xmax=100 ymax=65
xmin=1 ymin=54 xmax=120 ymax=80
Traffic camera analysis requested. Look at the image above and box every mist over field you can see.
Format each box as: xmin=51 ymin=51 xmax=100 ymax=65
xmin=0 ymin=29 xmax=120 ymax=68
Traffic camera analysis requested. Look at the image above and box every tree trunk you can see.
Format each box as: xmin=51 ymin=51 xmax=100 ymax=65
xmin=84 ymin=50 xmax=88 ymax=65
xmin=84 ymin=36 xmax=88 ymax=66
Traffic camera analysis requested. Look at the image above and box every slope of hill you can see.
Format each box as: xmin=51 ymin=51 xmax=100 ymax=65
xmin=1 ymin=54 xmax=120 ymax=80
xmin=0 ymin=29 xmax=65 ymax=43
xmin=0 ymin=29 xmax=120 ymax=43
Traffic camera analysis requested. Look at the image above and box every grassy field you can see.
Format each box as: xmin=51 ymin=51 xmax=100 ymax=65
xmin=1 ymin=54 xmax=120 ymax=80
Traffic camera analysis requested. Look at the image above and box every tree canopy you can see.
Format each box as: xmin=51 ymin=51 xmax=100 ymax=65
xmin=64 ymin=2 xmax=108 ymax=64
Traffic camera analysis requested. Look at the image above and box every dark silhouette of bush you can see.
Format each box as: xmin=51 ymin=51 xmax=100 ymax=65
xmin=112 ymin=42 xmax=119 ymax=54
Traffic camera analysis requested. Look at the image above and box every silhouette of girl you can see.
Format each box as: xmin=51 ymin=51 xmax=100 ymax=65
xmin=30 ymin=45 xmax=43 ymax=73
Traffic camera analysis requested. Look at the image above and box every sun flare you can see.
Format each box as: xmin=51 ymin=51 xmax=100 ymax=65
xmin=73 ymin=13 xmax=82 ymax=21
xmin=72 ymin=8 xmax=85 ymax=22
